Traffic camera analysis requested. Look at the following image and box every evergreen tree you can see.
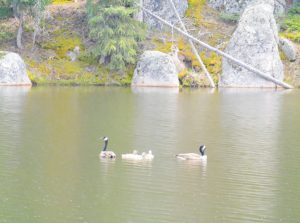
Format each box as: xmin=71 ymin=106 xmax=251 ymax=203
xmin=88 ymin=0 xmax=145 ymax=71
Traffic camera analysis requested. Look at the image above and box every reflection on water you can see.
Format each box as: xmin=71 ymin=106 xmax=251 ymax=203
xmin=0 ymin=87 xmax=300 ymax=222
xmin=0 ymin=86 xmax=30 ymax=174
xmin=131 ymin=86 xmax=179 ymax=94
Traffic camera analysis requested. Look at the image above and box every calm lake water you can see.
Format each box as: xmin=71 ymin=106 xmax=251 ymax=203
xmin=0 ymin=86 xmax=300 ymax=222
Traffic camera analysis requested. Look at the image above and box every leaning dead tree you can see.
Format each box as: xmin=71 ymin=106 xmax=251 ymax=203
xmin=168 ymin=0 xmax=215 ymax=88
xmin=137 ymin=4 xmax=293 ymax=89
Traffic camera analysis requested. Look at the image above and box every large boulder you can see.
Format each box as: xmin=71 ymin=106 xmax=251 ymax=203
xmin=219 ymin=0 xmax=284 ymax=88
xmin=132 ymin=51 xmax=179 ymax=87
xmin=142 ymin=0 xmax=188 ymax=29
xmin=279 ymin=37 xmax=297 ymax=62
xmin=208 ymin=0 xmax=286 ymax=16
xmin=0 ymin=52 xmax=31 ymax=86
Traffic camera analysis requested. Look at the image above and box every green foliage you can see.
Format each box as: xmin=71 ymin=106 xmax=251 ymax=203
xmin=281 ymin=13 xmax=300 ymax=32
xmin=219 ymin=12 xmax=239 ymax=23
xmin=200 ymin=51 xmax=221 ymax=82
xmin=9 ymin=0 xmax=49 ymax=10
xmin=280 ymin=4 xmax=300 ymax=43
xmin=87 ymin=0 xmax=145 ymax=71
xmin=2 ymin=0 xmax=50 ymax=48
xmin=0 ymin=25 xmax=14 ymax=41
xmin=186 ymin=0 xmax=206 ymax=26
xmin=281 ymin=32 xmax=300 ymax=43
xmin=289 ymin=3 xmax=300 ymax=14
xmin=0 ymin=7 xmax=13 ymax=19
xmin=27 ymin=58 xmax=105 ymax=85
xmin=26 ymin=57 xmax=136 ymax=86
xmin=281 ymin=4 xmax=300 ymax=32
xmin=51 ymin=0 xmax=72 ymax=4
xmin=152 ymin=36 xmax=173 ymax=53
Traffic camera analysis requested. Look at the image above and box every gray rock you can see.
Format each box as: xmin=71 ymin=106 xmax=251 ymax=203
xmin=279 ymin=37 xmax=297 ymax=62
xmin=219 ymin=0 xmax=284 ymax=88
xmin=67 ymin=46 xmax=80 ymax=62
xmin=143 ymin=0 xmax=188 ymax=29
xmin=132 ymin=51 xmax=179 ymax=87
xmin=208 ymin=0 xmax=286 ymax=16
xmin=0 ymin=52 xmax=31 ymax=86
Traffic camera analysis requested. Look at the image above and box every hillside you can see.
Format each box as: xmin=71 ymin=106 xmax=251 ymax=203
xmin=0 ymin=0 xmax=299 ymax=87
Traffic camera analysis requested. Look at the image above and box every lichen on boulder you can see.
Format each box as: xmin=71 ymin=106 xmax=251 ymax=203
xmin=142 ymin=0 xmax=188 ymax=29
xmin=132 ymin=51 xmax=179 ymax=87
xmin=0 ymin=51 xmax=31 ymax=86
xmin=208 ymin=0 xmax=286 ymax=16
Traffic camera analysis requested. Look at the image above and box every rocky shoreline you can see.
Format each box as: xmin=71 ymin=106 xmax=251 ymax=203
xmin=0 ymin=0 xmax=299 ymax=88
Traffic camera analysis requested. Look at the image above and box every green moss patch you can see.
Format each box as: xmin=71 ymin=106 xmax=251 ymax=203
xmin=200 ymin=51 xmax=221 ymax=83
xmin=51 ymin=0 xmax=73 ymax=5
xmin=186 ymin=0 xmax=206 ymax=26
xmin=26 ymin=57 xmax=134 ymax=86
xmin=41 ymin=32 xmax=83 ymax=59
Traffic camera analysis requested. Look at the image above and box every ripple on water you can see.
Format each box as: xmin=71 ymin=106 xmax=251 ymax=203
xmin=1 ymin=87 xmax=300 ymax=223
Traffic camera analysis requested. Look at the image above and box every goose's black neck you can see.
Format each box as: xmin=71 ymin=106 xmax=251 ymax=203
xmin=199 ymin=145 xmax=206 ymax=156
xmin=103 ymin=140 xmax=108 ymax=151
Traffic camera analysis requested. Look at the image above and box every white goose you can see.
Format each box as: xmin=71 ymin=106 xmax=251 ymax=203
xmin=142 ymin=150 xmax=154 ymax=160
xmin=122 ymin=150 xmax=143 ymax=160
xmin=122 ymin=150 xmax=154 ymax=161
xmin=176 ymin=145 xmax=207 ymax=161
xmin=99 ymin=137 xmax=116 ymax=159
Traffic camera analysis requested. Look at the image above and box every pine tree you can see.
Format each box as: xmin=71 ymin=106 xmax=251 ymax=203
xmin=88 ymin=0 xmax=145 ymax=71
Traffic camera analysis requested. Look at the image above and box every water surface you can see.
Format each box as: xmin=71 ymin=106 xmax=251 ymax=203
xmin=1 ymin=87 xmax=300 ymax=222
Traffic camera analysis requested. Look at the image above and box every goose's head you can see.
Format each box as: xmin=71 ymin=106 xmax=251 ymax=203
xmin=148 ymin=150 xmax=152 ymax=155
xmin=133 ymin=150 xmax=138 ymax=154
xmin=199 ymin=145 xmax=206 ymax=156
xmin=101 ymin=136 xmax=109 ymax=151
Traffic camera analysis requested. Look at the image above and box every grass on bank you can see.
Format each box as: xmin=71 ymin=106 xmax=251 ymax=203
xmin=27 ymin=56 xmax=134 ymax=86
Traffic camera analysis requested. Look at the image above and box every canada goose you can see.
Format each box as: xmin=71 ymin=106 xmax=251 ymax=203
xmin=176 ymin=145 xmax=207 ymax=160
xmin=142 ymin=150 xmax=154 ymax=160
xmin=99 ymin=137 xmax=116 ymax=159
xmin=122 ymin=150 xmax=143 ymax=160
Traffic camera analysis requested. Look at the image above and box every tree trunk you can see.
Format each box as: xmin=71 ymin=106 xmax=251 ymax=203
xmin=32 ymin=27 xmax=37 ymax=49
xmin=16 ymin=11 xmax=24 ymax=49
xmin=13 ymin=1 xmax=24 ymax=49
xmin=134 ymin=0 xmax=143 ymax=22
xmin=32 ymin=0 xmax=41 ymax=49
